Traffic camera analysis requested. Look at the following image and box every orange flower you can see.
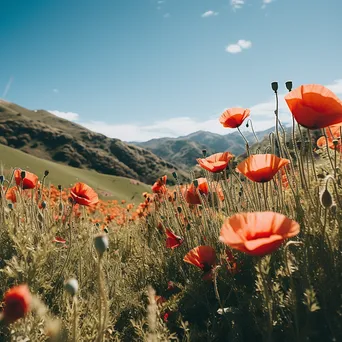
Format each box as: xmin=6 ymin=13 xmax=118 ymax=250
xmin=219 ymin=212 xmax=300 ymax=256
xmin=316 ymin=123 xmax=342 ymax=152
xmin=152 ymin=175 xmax=167 ymax=194
xmin=219 ymin=108 xmax=250 ymax=128
xmin=183 ymin=246 xmax=217 ymax=280
xmin=5 ymin=186 xmax=18 ymax=203
xmin=236 ymin=154 xmax=290 ymax=183
xmin=14 ymin=169 xmax=38 ymax=190
xmin=1 ymin=284 xmax=31 ymax=324
xmin=285 ymin=84 xmax=342 ymax=129
xmin=165 ymin=228 xmax=184 ymax=249
xmin=197 ymin=152 xmax=234 ymax=173
xmin=70 ymin=182 xmax=99 ymax=206
xmin=182 ymin=178 xmax=209 ymax=205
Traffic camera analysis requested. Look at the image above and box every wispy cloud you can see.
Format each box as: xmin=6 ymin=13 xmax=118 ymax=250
xmin=262 ymin=0 xmax=274 ymax=8
xmin=202 ymin=10 xmax=218 ymax=18
xmin=2 ymin=77 xmax=14 ymax=99
xmin=225 ymin=39 xmax=252 ymax=54
xmin=49 ymin=79 xmax=342 ymax=142
xmin=231 ymin=0 xmax=245 ymax=10
xmin=49 ymin=110 xmax=79 ymax=121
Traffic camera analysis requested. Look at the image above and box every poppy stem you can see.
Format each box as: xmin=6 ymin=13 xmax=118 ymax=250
xmin=237 ymin=127 xmax=250 ymax=155
xmin=213 ymin=266 xmax=224 ymax=313
xmin=257 ymin=258 xmax=273 ymax=342
xmin=72 ymin=296 xmax=78 ymax=342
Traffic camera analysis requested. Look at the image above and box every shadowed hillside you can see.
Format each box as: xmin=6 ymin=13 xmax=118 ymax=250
xmin=0 ymin=100 xmax=187 ymax=184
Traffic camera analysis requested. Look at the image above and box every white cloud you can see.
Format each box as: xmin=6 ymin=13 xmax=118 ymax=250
xmin=262 ymin=0 xmax=274 ymax=9
xmin=53 ymin=88 xmax=59 ymax=93
xmin=2 ymin=77 xmax=14 ymax=99
xmin=49 ymin=79 xmax=342 ymax=142
xmin=226 ymin=39 xmax=252 ymax=54
xmin=202 ymin=10 xmax=218 ymax=17
xmin=49 ymin=110 xmax=80 ymax=122
xmin=231 ymin=0 xmax=245 ymax=10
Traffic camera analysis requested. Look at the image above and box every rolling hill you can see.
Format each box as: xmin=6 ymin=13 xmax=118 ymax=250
xmin=0 ymin=144 xmax=150 ymax=203
xmin=0 ymin=100 xmax=187 ymax=185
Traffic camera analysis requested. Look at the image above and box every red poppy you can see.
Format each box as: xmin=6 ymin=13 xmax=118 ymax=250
xmin=236 ymin=154 xmax=290 ymax=183
xmin=165 ymin=228 xmax=184 ymax=249
xmin=70 ymin=182 xmax=99 ymax=206
xmin=5 ymin=186 xmax=18 ymax=203
xmin=224 ymin=248 xmax=238 ymax=274
xmin=285 ymin=84 xmax=342 ymax=129
xmin=181 ymin=178 xmax=209 ymax=205
xmin=14 ymin=169 xmax=38 ymax=190
xmin=155 ymin=295 xmax=167 ymax=306
xmin=219 ymin=108 xmax=250 ymax=128
xmin=1 ymin=284 xmax=31 ymax=324
xmin=219 ymin=212 xmax=300 ymax=256
xmin=53 ymin=237 xmax=66 ymax=244
xmin=152 ymin=175 xmax=167 ymax=194
xmin=197 ymin=152 xmax=234 ymax=173
xmin=183 ymin=246 xmax=217 ymax=280
xmin=317 ymin=123 xmax=342 ymax=152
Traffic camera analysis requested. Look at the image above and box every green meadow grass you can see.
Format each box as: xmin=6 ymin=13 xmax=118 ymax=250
xmin=0 ymin=144 xmax=150 ymax=203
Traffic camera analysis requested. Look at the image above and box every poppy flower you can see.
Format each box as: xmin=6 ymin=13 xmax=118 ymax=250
xmin=236 ymin=154 xmax=290 ymax=183
xmin=14 ymin=169 xmax=38 ymax=190
xmin=183 ymin=246 xmax=217 ymax=280
xmin=53 ymin=237 xmax=66 ymax=244
xmin=316 ymin=123 xmax=342 ymax=152
xmin=70 ymin=182 xmax=99 ymax=206
xmin=152 ymin=175 xmax=167 ymax=194
xmin=165 ymin=228 xmax=184 ymax=249
xmin=1 ymin=284 xmax=31 ymax=324
xmin=197 ymin=152 xmax=234 ymax=173
xmin=219 ymin=212 xmax=300 ymax=256
xmin=285 ymin=84 xmax=342 ymax=129
xmin=219 ymin=108 xmax=250 ymax=128
xmin=5 ymin=186 xmax=18 ymax=203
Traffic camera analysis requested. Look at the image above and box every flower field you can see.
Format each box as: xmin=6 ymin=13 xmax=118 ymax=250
xmin=1 ymin=82 xmax=342 ymax=341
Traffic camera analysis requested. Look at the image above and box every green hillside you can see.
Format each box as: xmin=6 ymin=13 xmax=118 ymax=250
xmin=0 ymin=144 xmax=150 ymax=203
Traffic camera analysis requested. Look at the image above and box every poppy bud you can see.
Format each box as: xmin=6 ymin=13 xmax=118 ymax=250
xmin=94 ymin=234 xmax=109 ymax=256
xmin=193 ymin=179 xmax=198 ymax=188
xmin=271 ymin=81 xmax=278 ymax=93
xmin=320 ymin=188 xmax=333 ymax=208
xmin=285 ymin=81 xmax=293 ymax=92
xmin=104 ymin=227 xmax=109 ymax=234
xmin=58 ymin=184 xmax=62 ymax=191
xmin=0 ymin=175 xmax=4 ymax=184
xmin=333 ymin=139 xmax=339 ymax=146
xmin=172 ymin=171 xmax=178 ymax=179
xmin=2 ymin=284 xmax=31 ymax=324
xmin=44 ymin=170 xmax=49 ymax=177
xmin=64 ymin=278 xmax=79 ymax=297
xmin=177 ymin=206 xmax=182 ymax=213
xmin=8 ymin=203 xmax=13 ymax=210
xmin=202 ymin=149 xmax=207 ymax=157
xmin=246 ymin=122 xmax=249 ymax=128
xmin=20 ymin=170 xmax=26 ymax=179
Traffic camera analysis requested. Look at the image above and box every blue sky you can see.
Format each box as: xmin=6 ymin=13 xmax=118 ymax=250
xmin=1 ymin=0 xmax=342 ymax=141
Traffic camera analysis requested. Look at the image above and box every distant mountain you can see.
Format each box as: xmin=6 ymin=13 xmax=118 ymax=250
xmin=0 ymin=100 xmax=188 ymax=184
xmin=132 ymin=127 xmax=278 ymax=168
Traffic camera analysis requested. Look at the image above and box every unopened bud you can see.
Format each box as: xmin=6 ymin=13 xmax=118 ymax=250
xmin=271 ymin=81 xmax=278 ymax=93
xmin=41 ymin=201 xmax=47 ymax=209
xmin=94 ymin=234 xmax=109 ymax=256
xmin=285 ymin=81 xmax=293 ymax=92
xmin=202 ymin=149 xmax=207 ymax=157
xmin=320 ymin=188 xmax=333 ymax=208
xmin=58 ymin=184 xmax=62 ymax=191
xmin=177 ymin=206 xmax=182 ymax=213
xmin=8 ymin=203 xmax=13 ymax=210
xmin=333 ymin=139 xmax=339 ymax=146
xmin=0 ymin=175 xmax=4 ymax=184
xmin=44 ymin=170 xmax=49 ymax=177
xmin=64 ymin=278 xmax=79 ymax=297
xmin=193 ymin=179 xmax=198 ymax=188
xmin=20 ymin=170 xmax=26 ymax=179
xmin=172 ymin=171 xmax=178 ymax=179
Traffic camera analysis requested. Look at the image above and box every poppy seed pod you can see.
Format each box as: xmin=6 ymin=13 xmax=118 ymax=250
xmin=64 ymin=278 xmax=79 ymax=297
xmin=320 ymin=188 xmax=333 ymax=208
xmin=20 ymin=170 xmax=26 ymax=179
xmin=94 ymin=234 xmax=109 ymax=256
xmin=0 ymin=175 xmax=4 ymax=184
xmin=44 ymin=170 xmax=49 ymax=177
xmin=285 ymin=81 xmax=293 ymax=92
xmin=172 ymin=171 xmax=178 ymax=179
xmin=271 ymin=82 xmax=278 ymax=93
xmin=202 ymin=149 xmax=207 ymax=157
xmin=193 ymin=179 xmax=198 ymax=188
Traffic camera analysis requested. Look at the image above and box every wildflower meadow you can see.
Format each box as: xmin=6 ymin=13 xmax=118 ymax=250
xmin=1 ymin=82 xmax=342 ymax=341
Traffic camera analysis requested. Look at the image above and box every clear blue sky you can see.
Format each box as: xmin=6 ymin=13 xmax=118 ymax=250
xmin=1 ymin=0 xmax=342 ymax=141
